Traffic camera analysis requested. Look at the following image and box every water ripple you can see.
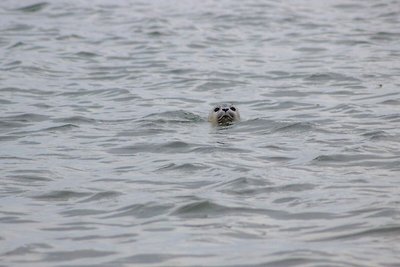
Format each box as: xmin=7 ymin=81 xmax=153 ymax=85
xmin=1 ymin=0 xmax=400 ymax=266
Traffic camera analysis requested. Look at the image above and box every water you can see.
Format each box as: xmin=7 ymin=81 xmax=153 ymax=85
xmin=1 ymin=0 xmax=400 ymax=266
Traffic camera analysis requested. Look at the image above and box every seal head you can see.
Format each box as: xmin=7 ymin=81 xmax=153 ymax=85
xmin=208 ymin=104 xmax=240 ymax=125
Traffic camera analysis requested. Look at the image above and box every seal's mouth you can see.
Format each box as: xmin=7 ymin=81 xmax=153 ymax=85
xmin=217 ymin=114 xmax=234 ymax=124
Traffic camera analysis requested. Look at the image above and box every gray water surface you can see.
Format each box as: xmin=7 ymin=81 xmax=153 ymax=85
xmin=1 ymin=0 xmax=400 ymax=266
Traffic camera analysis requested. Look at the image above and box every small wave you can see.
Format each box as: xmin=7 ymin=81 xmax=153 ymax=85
xmin=15 ymin=2 xmax=48 ymax=13
xmin=304 ymin=72 xmax=361 ymax=83
xmin=75 ymin=51 xmax=99 ymax=58
xmin=43 ymin=249 xmax=115 ymax=261
xmin=157 ymin=163 xmax=209 ymax=172
xmin=0 ymin=87 xmax=54 ymax=96
xmin=0 ymin=113 xmax=49 ymax=122
xmin=78 ymin=191 xmax=123 ymax=203
xmin=43 ymin=124 xmax=79 ymax=132
xmin=312 ymin=153 xmax=400 ymax=170
xmin=32 ymin=190 xmax=91 ymax=201
xmin=313 ymin=226 xmax=400 ymax=242
xmin=361 ymin=130 xmax=389 ymax=140
xmin=172 ymin=200 xmax=227 ymax=218
xmin=53 ymin=116 xmax=96 ymax=124
xmin=102 ymin=202 xmax=173 ymax=219
xmin=8 ymin=174 xmax=52 ymax=182
xmin=218 ymin=177 xmax=315 ymax=196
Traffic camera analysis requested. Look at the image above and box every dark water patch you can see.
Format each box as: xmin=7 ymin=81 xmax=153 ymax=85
xmin=314 ymin=226 xmax=400 ymax=242
xmin=78 ymin=73 xmax=128 ymax=81
xmin=333 ymin=3 xmax=365 ymax=10
xmin=53 ymin=116 xmax=96 ymax=124
xmin=0 ymin=98 xmax=14 ymax=105
xmin=0 ymin=121 xmax=26 ymax=130
xmin=257 ymin=156 xmax=295 ymax=162
xmin=113 ymin=95 xmax=141 ymax=102
xmin=304 ymin=72 xmax=361 ymax=83
xmin=379 ymin=114 xmax=400 ymax=122
xmin=15 ymin=2 xmax=49 ymax=13
xmin=161 ymin=68 xmax=196 ymax=75
xmin=365 ymin=208 xmax=400 ymax=218
xmin=0 ymin=87 xmax=55 ymax=96
xmin=3 ymin=23 xmax=33 ymax=32
xmin=172 ymin=200 xmax=228 ymax=218
xmin=42 ymin=225 xmax=96 ymax=232
xmin=380 ymin=99 xmax=400 ymax=105
xmin=218 ymin=177 xmax=273 ymax=188
xmin=8 ymin=42 xmax=25 ymax=49
xmin=43 ymin=249 xmax=115 ymax=262
xmin=370 ymin=31 xmax=400 ymax=41
xmin=192 ymin=145 xmax=252 ymax=154
xmin=0 ymin=113 xmax=49 ymax=123
xmin=323 ymin=103 xmax=361 ymax=113
xmin=355 ymin=92 xmax=399 ymax=101
xmin=4 ymin=243 xmax=51 ymax=256
xmin=294 ymin=47 xmax=327 ymax=53
xmin=0 ymin=156 xmax=32 ymax=162
xmin=108 ymin=253 xmax=209 ymax=265
xmin=33 ymin=103 xmax=53 ymax=109
xmin=42 ymin=124 xmax=79 ymax=132
xmin=32 ymin=190 xmax=92 ymax=201
xmin=173 ymin=200 xmax=337 ymax=220
xmin=312 ymin=154 xmax=399 ymax=169
xmin=157 ymin=163 xmax=209 ymax=172
xmin=273 ymin=197 xmax=300 ymax=204
xmin=78 ymin=191 xmax=123 ymax=203
xmin=61 ymin=209 xmax=105 ymax=217
xmin=75 ymin=51 xmax=99 ymax=58
xmin=56 ymin=34 xmax=84 ymax=41
xmin=335 ymin=39 xmax=371 ymax=46
xmin=0 ymin=216 xmax=36 ymax=224
xmin=326 ymin=89 xmax=357 ymax=95
xmin=102 ymin=202 xmax=173 ymax=219
xmin=361 ymin=130 xmax=390 ymax=141
xmin=219 ymin=180 xmax=315 ymax=196
xmin=59 ymin=233 xmax=137 ymax=242
xmin=8 ymin=174 xmax=52 ymax=182
xmin=257 ymin=252 xmax=358 ymax=267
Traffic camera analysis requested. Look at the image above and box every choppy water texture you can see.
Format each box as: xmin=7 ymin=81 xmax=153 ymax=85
xmin=1 ymin=0 xmax=400 ymax=266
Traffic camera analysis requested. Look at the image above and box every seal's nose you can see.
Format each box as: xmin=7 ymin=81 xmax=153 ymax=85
xmin=222 ymin=108 xmax=229 ymax=112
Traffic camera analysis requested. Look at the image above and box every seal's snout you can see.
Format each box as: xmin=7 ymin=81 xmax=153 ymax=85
xmin=222 ymin=108 xmax=229 ymax=112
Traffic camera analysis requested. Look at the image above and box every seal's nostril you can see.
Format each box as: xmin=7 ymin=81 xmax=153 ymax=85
xmin=222 ymin=108 xmax=229 ymax=112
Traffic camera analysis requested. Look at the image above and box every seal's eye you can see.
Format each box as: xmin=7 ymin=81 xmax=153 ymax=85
xmin=214 ymin=107 xmax=220 ymax=112
xmin=230 ymin=107 xmax=236 ymax=111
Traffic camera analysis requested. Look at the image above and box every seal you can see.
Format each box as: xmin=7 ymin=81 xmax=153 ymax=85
xmin=208 ymin=104 xmax=240 ymax=125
